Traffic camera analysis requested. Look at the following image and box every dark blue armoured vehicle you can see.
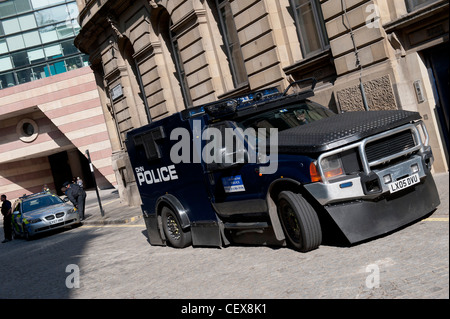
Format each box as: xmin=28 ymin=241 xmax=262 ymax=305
xmin=126 ymin=79 xmax=440 ymax=252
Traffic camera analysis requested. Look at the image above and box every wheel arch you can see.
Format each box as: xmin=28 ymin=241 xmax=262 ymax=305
xmin=268 ymin=177 xmax=326 ymax=213
xmin=266 ymin=178 xmax=300 ymax=242
xmin=266 ymin=178 xmax=323 ymax=243
xmin=267 ymin=178 xmax=303 ymax=201
xmin=155 ymin=194 xmax=191 ymax=230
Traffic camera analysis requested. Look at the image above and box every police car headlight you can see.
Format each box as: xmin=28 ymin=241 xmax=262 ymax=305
xmin=67 ymin=208 xmax=76 ymax=214
xmin=28 ymin=218 xmax=41 ymax=224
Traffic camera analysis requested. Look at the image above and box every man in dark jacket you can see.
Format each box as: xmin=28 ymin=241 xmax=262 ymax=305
xmin=1 ymin=194 xmax=12 ymax=243
xmin=63 ymin=182 xmax=87 ymax=220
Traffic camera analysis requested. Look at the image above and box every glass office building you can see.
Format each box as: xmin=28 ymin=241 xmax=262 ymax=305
xmin=0 ymin=0 xmax=88 ymax=89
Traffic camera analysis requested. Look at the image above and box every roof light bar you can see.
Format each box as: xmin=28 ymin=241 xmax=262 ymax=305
xmin=181 ymin=87 xmax=281 ymax=120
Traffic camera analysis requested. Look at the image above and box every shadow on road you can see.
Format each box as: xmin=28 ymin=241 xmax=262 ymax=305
xmin=0 ymin=225 xmax=99 ymax=298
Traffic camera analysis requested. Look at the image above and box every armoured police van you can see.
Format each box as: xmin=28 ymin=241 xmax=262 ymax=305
xmin=125 ymin=79 xmax=440 ymax=252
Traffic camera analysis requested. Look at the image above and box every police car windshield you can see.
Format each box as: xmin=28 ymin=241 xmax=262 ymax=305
xmin=22 ymin=195 xmax=64 ymax=213
xmin=237 ymin=100 xmax=335 ymax=132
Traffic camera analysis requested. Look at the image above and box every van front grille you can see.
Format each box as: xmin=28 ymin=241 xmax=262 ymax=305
xmin=365 ymin=130 xmax=416 ymax=163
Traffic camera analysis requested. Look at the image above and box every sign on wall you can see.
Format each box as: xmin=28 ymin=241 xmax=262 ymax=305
xmin=110 ymin=84 xmax=123 ymax=101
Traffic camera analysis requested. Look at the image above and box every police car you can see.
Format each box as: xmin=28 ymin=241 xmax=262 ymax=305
xmin=126 ymin=78 xmax=440 ymax=252
xmin=11 ymin=192 xmax=81 ymax=240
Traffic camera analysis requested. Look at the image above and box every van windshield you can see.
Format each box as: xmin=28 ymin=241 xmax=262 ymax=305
xmin=237 ymin=101 xmax=335 ymax=132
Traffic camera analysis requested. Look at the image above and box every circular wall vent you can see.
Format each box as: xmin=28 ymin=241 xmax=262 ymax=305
xmin=17 ymin=118 xmax=39 ymax=143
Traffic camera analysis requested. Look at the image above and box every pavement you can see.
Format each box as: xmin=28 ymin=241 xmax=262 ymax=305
xmin=82 ymin=187 xmax=143 ymax=225
xmin=81 ymin=171 xmax=449 ymax=225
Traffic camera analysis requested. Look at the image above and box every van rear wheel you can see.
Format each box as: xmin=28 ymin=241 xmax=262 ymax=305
xmin=161 ymin=206 xmax=192 ymax=248
xmin=277 ymin=191 xmax=322 ymax=252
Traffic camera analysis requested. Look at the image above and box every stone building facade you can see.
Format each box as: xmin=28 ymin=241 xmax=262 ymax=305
xmin=74 ymin=0 xmax=449 ymax=206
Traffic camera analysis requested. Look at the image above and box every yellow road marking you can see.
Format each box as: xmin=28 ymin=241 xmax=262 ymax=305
xmin=102 ymin=198 xmax=121 ymax=206
xmin=422 ymin=217 xmax=449 ymax=222
xmin=80 ymin=217 xmax=447 ymax=229
xmin=82 ymin=224 xmax=145 ymax=228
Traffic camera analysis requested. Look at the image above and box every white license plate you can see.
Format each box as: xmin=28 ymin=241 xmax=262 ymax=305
xmin=49 ymin=218 xmax=64 ymax=225
xmin=388 ymin=173 xmax=420 ymax=193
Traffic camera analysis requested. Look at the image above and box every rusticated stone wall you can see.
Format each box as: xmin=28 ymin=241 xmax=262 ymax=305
xmin=337 ymin=75 xmax=397 ymax=112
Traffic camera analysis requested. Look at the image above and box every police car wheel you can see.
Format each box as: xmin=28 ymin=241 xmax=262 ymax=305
xmin=161 ymin=207 xmax=192 ymax=248
xmin=277 ymin=191 xmax=322 ymax=252
xmin=13 ymin=226 xmax=23 ymax=239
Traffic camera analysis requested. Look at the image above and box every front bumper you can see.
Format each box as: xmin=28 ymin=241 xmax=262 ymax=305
xmin=321 ymin=170 xmax=440 ymax=244
xmin=305 ymin=154 xmax=429 ymax=205
xmin=27 ymin=212 xmax=81 ymax=236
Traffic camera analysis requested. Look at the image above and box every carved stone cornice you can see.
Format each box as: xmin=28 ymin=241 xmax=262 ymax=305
xmin=106 ymin=13 xmax=124 ymax=40
xmin=170 ymin=8 xmax=206 ymax=34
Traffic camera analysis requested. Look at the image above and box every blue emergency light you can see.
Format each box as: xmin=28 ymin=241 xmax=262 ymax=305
xmin=181 ymin=87 xmax=281 ymax=120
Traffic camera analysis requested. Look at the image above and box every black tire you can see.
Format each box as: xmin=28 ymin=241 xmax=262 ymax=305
xmin=24 ymin=229 xmax=31 ymax=241
xmin=161 ymin=206 xmax=192 ymax=248
xmin=277 ymin=191 xmax=322 ymax=252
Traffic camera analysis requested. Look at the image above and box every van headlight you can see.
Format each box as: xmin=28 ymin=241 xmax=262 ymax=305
xmin=320 ymin=155 xmax=344 ymax=181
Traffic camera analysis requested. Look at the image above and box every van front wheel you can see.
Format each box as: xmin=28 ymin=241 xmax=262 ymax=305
xmin=161 ymin=206 xmax=192 ymax=248
xmin=277 ymin=191 xmax=322 ymax=252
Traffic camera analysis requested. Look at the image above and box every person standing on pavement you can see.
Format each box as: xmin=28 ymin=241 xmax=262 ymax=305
xmin=1 ymin=194 xmax=12 ymax=243
xmin=63 ymin=181 xmax=87 ymax=220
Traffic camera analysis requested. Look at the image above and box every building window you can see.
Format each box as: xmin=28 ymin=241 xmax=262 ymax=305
xmin=290 ymin=0 xmax=329 ymax=58
xmin=215 ymin=0 xmax=247 ymax=88
xmin=0 ymin=56 xmax=13 ymax=72
xmin=0 ymin=1 xmax=87 ymax=90
xmin=170 ymin=28 xmax=193 ymax=107
xmin=11 ymin=51 xmax=29 ymax=68
xmin=405 ymin=0 xmax=439 ymax=12
xmin=0 ymin=0 xmax=33 ymax=19
xmin=31 ymin=0 xmax=66 ymax=10
xmin=0 ymin=72 xmax=16 ymax=88
xmin=0 ymin=39 xmax=7 ymax=54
